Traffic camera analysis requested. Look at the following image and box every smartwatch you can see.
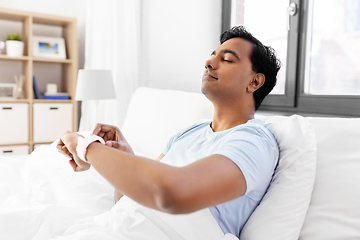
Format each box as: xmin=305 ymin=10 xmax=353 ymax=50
xmin=76 ymin=135 xmax=105 ymax=162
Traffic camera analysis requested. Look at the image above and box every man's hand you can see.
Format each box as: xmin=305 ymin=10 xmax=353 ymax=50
xmin=57 ymin=130 xmax=91 ymax=172
xmin=93 ymin=123 xmax=135 ymax=203
xmin=93 ymin=123 xmax=134 ymax=154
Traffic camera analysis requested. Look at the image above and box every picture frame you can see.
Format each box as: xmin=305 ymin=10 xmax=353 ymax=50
xmin=32 ymin=36 xmax=66 ymax=59
xmin=0 ymin=83 xmax=17 ymax=99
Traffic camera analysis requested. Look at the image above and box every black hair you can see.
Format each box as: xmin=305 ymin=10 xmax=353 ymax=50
xmin=220 ymin=26 xmax=281 ymax=110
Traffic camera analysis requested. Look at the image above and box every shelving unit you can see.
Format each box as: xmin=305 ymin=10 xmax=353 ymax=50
xmin=0 ymin=8 xmax=78 ymax=154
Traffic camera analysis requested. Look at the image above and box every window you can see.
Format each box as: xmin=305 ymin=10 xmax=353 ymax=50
xmin=223 ymin=0 xmax=360 ymax=116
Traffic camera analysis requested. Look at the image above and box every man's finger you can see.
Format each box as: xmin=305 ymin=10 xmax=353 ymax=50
xmin=57 ymin=138 xmax=65 ymax=150
xmin=106 ymin=140 xmax=121 ymax=149
xmin=69 ymin=159 xmax=77 ymax=171
xmin=92 ymin=123 xmax=102 ymax=136
xmin=106 ymin=140 xmax=129 ymax=152
xmin=58 ymin=145 xmax=72 ymax=158
xmin=72 ymin=152 xmax=91 ymax=171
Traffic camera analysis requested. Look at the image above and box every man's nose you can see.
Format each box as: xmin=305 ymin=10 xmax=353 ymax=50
xmin=205 ymin=58 xmax=216 ymax=69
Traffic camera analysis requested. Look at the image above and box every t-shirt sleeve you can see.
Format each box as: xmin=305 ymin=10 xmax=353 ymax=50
xmin=214 ymin=125 xmax=279 ymax=195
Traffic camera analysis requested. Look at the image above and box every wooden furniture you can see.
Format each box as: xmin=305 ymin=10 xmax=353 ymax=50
xmin=0 ymin=8 xmax=78 ymax=154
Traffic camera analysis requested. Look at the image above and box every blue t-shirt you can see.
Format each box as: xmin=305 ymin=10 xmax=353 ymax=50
xmin=161 ymin=119 xmax=279 ymax=237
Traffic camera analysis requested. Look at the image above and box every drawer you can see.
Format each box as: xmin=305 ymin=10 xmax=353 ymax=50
xmin=0 ymin=145 xmax=29 ymax=155
xmin=0 ymin=103 xmax=29 ymax=144
xmin=33 ymin=103 xmax=73 ymax=143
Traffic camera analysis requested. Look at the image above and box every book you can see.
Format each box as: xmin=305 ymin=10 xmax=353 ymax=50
xmin=33 ymin=76 xmax=41 ymax=99
xmin=43 ymin=92 xmax=70 ymax=100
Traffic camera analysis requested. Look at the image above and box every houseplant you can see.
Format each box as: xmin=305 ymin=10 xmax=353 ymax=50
xmin=6 ymin=32 xmax=24 ymax=57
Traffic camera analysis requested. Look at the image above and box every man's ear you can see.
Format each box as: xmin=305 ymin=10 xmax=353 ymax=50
xmin=247 ymin=73 xmax=265 ymax=93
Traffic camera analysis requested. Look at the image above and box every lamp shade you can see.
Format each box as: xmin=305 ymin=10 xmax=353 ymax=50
xmin=75 ymin=69 xmax=116 ymax=100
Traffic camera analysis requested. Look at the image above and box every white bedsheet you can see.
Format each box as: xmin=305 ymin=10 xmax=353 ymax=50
xmin=0 ymin=145 xmax=238 ymax=240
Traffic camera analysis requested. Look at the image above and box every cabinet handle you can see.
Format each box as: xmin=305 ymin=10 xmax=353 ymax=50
xmin=2 ymin=107 xmax=12 ymax=110
xmin=3 ymin=150 xmax=13 ymax=153
xmin=50 ymin=107 xmax=58 ymax=110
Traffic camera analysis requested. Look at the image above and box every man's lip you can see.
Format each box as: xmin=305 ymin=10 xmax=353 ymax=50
xmin=204 ymin=73 xmax=218 ymax=80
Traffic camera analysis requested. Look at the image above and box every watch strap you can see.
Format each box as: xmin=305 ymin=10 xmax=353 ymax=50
xmin=77 ymin=135 xmax=105 ymax=162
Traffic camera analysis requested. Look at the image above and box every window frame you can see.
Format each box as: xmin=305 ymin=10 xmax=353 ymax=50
xmin=222 ymin=0 xmax=360 ymax=117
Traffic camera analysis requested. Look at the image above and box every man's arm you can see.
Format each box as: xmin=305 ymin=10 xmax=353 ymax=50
xmin=115 ymin=153 xmax=165 ymax=203
xmin=58 ymin=131 xmax=246 ymax=214
xmin=86 ymin=142 xmax=246 ymax=214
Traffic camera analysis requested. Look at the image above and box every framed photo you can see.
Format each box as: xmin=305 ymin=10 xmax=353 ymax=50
xmin=32 ymin=36 xmax=66 ymax=59
xmin=0 ymin=83 xmax=17 ymax=99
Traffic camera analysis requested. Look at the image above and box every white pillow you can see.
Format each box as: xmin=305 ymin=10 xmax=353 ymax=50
xmin=240 ymin=115 xmax=317 ymax=240
xmin=299 ymin=117 xmax=360 ymax=239
xmin=121 ymin=87 xmax=213 ymax=159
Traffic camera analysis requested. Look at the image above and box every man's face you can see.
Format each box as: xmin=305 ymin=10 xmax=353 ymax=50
xmin=201 ymin=37 xmax=256 ymax=100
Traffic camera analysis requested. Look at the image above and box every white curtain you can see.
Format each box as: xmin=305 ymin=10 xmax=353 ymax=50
xmin=79 ymin=0 xmax=143 ymax=132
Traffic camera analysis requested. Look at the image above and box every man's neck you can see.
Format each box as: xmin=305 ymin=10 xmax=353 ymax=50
xmin=210 ymin=101 xmax=255 ymax=132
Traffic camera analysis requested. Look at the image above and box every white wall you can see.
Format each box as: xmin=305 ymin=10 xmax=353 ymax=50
xmin=1 ymin=0 xmax=222 ymax=93
xmin=142 ymin=0 xmax=222 ymax=93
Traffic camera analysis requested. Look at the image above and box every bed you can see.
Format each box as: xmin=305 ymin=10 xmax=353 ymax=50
xmin=1 ymin=87 xmax=359 ymax=240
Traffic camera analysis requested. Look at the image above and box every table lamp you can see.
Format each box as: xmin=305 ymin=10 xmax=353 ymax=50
xmin=75 ymin=69 xmax=117 ymax=127
xmin=75 ymin=69 xmax=116 ymax=101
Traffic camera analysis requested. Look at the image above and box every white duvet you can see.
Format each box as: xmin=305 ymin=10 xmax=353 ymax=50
xmin=0 ymin=145 xmax=238 ymax=240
